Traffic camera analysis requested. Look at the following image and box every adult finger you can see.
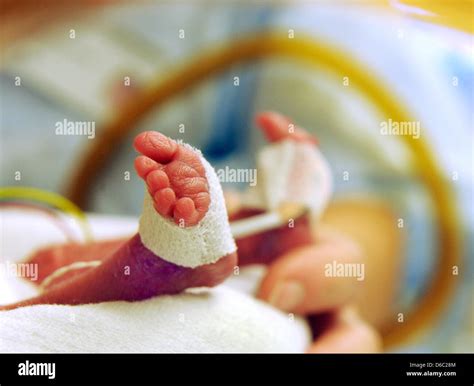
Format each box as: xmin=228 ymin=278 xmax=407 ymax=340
xmin=257 ymin=229 xmax=365 ymax=314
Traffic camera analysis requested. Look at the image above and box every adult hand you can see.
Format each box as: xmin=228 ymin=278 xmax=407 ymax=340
xmin=257 ymin=225 xmax=382 ymax=353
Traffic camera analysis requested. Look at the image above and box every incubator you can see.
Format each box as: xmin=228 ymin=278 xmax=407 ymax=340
xmin=0 ymin=0 xmax=472 ymax=353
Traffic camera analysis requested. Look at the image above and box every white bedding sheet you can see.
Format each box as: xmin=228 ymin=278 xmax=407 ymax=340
xmin=0 ymin=210 xmax=311 ymax=353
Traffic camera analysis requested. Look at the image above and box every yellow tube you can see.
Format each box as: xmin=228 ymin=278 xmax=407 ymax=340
xmin=0 ymin=186 xmax=92 ymax=242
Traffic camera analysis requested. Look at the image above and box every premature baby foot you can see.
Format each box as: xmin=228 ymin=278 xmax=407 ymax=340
xmin=1 ymin=132 xmax=237 ymax=310
xmin=134 ymin=132 xmax=210 ymax=227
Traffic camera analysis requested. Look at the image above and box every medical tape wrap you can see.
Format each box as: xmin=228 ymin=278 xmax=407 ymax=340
xmin=138 ymin=144 xmax=237 ymax=268
xmin=257 ymin=139 xmax=333 ymax=218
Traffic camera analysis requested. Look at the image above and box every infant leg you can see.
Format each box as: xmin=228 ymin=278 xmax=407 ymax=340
xmin=1 ymin=132 xmax=236 ymax=310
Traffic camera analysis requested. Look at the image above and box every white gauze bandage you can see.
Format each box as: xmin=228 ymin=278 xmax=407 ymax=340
xmin=139 ymin=144 xmax=236 ymax=268
xmin=251 ymin=139 xmax=333 ymax=217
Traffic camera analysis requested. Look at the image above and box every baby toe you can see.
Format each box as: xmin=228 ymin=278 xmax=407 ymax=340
xmin=153 ymin=188 xmax=176 ymax=217
xmin=146 ymin=170 xmax=170 ymax=194
xmin=134 ymin=155 xmax=160 ymax=180
xmin=134 ymin=131 xmax=178 ymax=163
xmin=174 ymin=197 xmax=201 ymax=226
xmin=193 ymin=191 xmax=211 ymax=214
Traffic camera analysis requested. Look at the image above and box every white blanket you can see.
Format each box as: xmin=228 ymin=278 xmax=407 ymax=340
xmin=0 ymin=211 xmax=311 ymax=353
